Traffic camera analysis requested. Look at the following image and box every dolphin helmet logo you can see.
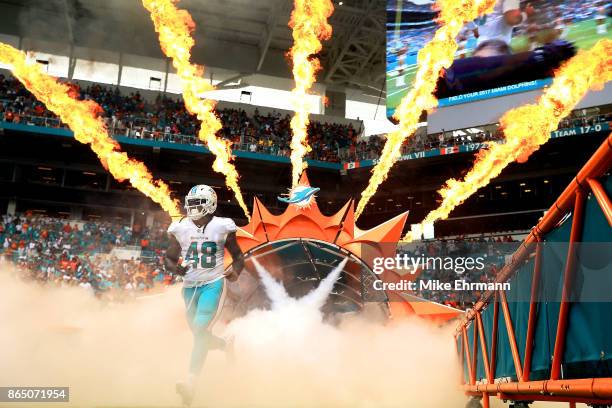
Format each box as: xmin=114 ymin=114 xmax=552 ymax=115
xmin=278 ymin=185 xmax=320 ymax=208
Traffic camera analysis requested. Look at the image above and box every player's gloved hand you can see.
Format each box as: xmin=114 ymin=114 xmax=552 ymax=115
xmin=176 ymin=259 xmax=195 ymax=276
xmin=225 ymin=269 xmax=240 ymax=282
xmin=225 ymin=256 xmax=244 ymax=282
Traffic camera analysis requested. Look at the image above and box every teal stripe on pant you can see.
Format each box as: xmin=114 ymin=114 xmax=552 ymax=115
xmin=182 ymin=279 xmax=225 ymax=375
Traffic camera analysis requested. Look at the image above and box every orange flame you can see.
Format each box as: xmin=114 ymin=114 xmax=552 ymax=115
xmin=403 ymin=39 xmax=612 ymax=241
xmin=288 ymin=0 xmax=334 ymax=188
xmin=0 ymin=43 xmax=181 ymax=218
xmin=143 ymin=0 xmax=250 ymax=221
xmin=355 ymin=0 xmax=497 ymax=219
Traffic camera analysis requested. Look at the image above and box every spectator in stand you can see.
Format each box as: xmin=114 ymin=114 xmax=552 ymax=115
xmin=0 ymin=212 xmax=175 ymax=298
xmin=0 ymin=74 xmax=361 ymax=163
xmin=398 ymin=235 xmax=519 ymax=310
xmin=1 ymin=74 xmax=609 ymax=165
xmin=0 ymin=210 xmax=525 ymax=310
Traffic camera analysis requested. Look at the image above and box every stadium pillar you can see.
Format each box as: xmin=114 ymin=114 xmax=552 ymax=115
xmin=70 ymin=206 xmax=83 ymax=220
xmin=117 ymin=52 xmax=123 ymax=87
xmin=325 ymin=90 xmax=346 ymax=118
xmin=163 ymin=58 xmax=170 ymax=94
xmin=145 ymin=213 xmax=154 ymax=228
xmin=6 ymin=199 xmax=16 ymax=216
xmin=67 ymin=44 xmax=76 ymax=80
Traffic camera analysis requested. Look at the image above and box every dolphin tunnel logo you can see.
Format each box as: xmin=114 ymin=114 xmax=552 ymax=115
xmin=277 ymin=185 xmax=320 ymax=208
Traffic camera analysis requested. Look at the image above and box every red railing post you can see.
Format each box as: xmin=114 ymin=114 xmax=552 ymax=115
xmin=499 ymin=289 xmax=524 ymax=380
xmin=476 ymin=311 xmax=492 ymax=382
xmin=477 ymin=310 xmax=493 ymax=408
xmin=490 ymin=293 xmax=499 ymax=379
xmin=456 ymin=335 xmax=465 ymax=385
xmin=587 ymin=178 xmax=612 ymax=227
xmin=472 ymin=321 xmax=479 ymax=384
xmin=482 ymin=393 xmax=490 ymax=408
xmin=463 ymin=326 xmax=475 ymax=385
xmin=551 ymin=189 xmax=586 ymax=380
xmin=522 ymin=240 xmax=543 ymax=382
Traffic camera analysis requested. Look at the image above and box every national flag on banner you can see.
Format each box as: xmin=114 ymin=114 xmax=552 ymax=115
xmin=344 ymin=162 xmax=360 ymax=170
xmin=441 ymin=146 xmax=459 ymax=155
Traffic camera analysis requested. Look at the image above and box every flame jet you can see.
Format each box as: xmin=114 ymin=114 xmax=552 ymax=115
xmin=288 ymin=0 xmax=334 ymax=188
xmin=355 ymin=0 xmax=497 ymax=219
xmin=0 ymin=43 xmax=181 ymax=218
xmin=143 ymin=0 xmax=250 ymax=220
xmin=403 ymin=40 xmax=612 ymax=241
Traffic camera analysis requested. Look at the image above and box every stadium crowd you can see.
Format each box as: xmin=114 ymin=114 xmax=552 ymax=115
xmin=399 ymin=235 xmax=519 ymax=309
xmin=1 ymin=74 xmax=610 ymax=165
xmin=0 ymin=213 xmax=173 ymax=299
xmin=0 ymin=74 xmax=360 ymax=163
xmin=0 ymin=210 xmax=522 ymax=309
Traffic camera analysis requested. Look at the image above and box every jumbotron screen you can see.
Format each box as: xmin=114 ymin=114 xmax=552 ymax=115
xmin=386 ymin=0 xmax=611 ymax=117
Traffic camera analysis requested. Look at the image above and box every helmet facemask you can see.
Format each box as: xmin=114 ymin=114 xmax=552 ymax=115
xmin=184 ymin=185 xmax=217 ymax=220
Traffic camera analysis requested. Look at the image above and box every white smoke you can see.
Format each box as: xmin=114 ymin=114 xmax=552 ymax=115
xmin=251 ymin=257 xmax=348 ymax=309
xmin=250 ymin=258 xmax=292 ymax=308
xmin=1 ymin=261 xmax=468 ymax=407
xmin=212 ymin=258 xmax=463 ymax=407
xmin=299 ymin=258 xmax=348 ymax=309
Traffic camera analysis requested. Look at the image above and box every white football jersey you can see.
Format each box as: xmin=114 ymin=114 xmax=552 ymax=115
xmin=168 ymin=216 xmax=237 ymax=287
xmin=476 ymin=0 xmax=520 ymax=46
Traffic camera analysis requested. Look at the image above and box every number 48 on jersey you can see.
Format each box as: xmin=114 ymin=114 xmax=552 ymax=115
xmin=185 ymin=241 xmax=217 ymax=268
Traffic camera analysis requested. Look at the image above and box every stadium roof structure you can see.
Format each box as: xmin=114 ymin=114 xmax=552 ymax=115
xmin=0 ymin=0 xmax=386 ymax=94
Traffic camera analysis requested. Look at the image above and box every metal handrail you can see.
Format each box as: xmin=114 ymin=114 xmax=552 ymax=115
xmin=2 ymin=110 xmax=610 ymax=164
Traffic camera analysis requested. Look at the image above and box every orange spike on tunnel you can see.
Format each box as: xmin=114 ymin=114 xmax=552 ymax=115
xmin=0 ymin=43 xmax=182 ymax=219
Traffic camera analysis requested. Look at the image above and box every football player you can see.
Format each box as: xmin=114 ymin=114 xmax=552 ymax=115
xmin=165 ymin=184 xmax=246 ymax=406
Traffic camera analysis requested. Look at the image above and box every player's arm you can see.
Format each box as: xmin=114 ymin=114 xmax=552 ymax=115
xmin=224 ymin=231 xmax=245 ymax=282
xmin=164 ymin=235 xmax=188 ymax=276
xmin=503 ymin=9 xmax=523 ymax=25
xmin=503 ymin=1 xmax=534 ymax=26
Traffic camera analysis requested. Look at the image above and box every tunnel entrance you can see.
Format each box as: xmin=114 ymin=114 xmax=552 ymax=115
xmin=223 ymin=238 xmax=390 ymax=322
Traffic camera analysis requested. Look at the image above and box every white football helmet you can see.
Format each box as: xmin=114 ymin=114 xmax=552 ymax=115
xmin=185 ymin=185 xmax=217 ymax=220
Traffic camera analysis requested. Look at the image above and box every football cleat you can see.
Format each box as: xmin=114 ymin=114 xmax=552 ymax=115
xmin=176 ymin=380 xmax=195 ymax=407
